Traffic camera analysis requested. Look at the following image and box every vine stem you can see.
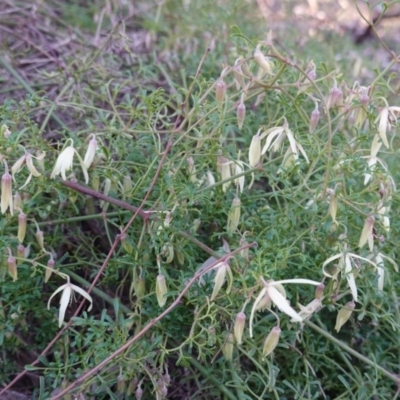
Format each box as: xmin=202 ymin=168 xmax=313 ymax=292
xmin=51 ymin=241 xmax=257 ymax=399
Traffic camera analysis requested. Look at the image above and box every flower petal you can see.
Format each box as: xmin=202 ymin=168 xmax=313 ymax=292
xmin=267 ymin=285 xmax=302 ymax=322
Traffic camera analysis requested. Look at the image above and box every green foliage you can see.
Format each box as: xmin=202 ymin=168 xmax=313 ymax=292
xmin=1 ymin=1 xmax=400 ymax=399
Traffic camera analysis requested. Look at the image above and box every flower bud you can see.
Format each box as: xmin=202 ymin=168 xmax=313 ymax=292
xmin=227 ymin=197 xmax=241 ymax=232
xmin=233 ymin=58 xmax=245 ymax=89
xmin=210 ymin=262 xmax=228 ymax=301
xmin=117 ymin=373 xmax=125 ymax=393
xmin=13 ymin=192 xmax=22 ymax=212
xmin=92 ymin=175 xmax=100 ymax=191
xmin=327 ymin=85 xmax=343 ymax=109
xmin=215 ymin=79 xmax=226 ymax=104
xmin=156 ymin=274 xmax=168 ymax=307
xmin=309 ymin=104 xmax=320 ymax=133
xmin=1 ymin=172 xmax=13 ymax=215
xmin=84 ymin=134 xmax=97 ymax=169
xmin=18 ymin=212 xmax=27 ymax=243
xmin=7 ymin=254 xmax=17 ymax=281
xmin=120 ymin=233 xmax=133 ymax=254
xmin=234 ymin=311 xmax=246 ymax=345
xmin=262 ymin=326 xmax=281 ymax=357
xmin=186 ymin=157 xmax=197 ymax=183
xmin=45 ymin=256 xmax=55 ymax=283
xmin=358 ymin=215 xmax=375 ymax=251
xmin=249 ymin=130 xmax=261 ymax=167
xmin=135 ymin=386 xmax=143 ymax=400
xmin=127 ymin=377 xmax=138 ymax=395
xmin=222 ymin=333 xmax=234 ymax=360
xmin=254 ymin=45 xmax=272 ymax=75
xmin=334 ymin=300 xmax=355 ymax=332
xmin=314 ymin=283 xmax=325 ymax=299
xmin=17 ymin=244 xmax=25 ymax=262
xmin=239 ymin=236 xmax=249 ymax=260
xmin=1 ymin=124 xmax=11 ymax=138
xmin=236 ymin=102 xmax=246 ymax=129
xmin=123 ymin=174 xmax=133 ymax=196
xmin=36 ymin=229 xmax=44 ymax=249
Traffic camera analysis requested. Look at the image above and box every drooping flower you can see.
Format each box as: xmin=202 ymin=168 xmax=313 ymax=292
xmin=322 ymin=244 xmax=377 ymax=303
xmin=249 ymin=278 xmax=321 ymax=337
xmin=260 ymin=120 xmax=309 ymax=167
xmin=334 ymin=301 xmax=355 ymax=332
xmin=12 ymin=150 xmax=44 ymax=189
xmin=47 ymin=275 xmax=93 ymax=327
xmin=375 ymin=104 xmax=400 ymax=148
xmin=210 ymin=261 xmax=233 ymax=301
xmin=83 ymin=134 xmax=97 ymax=169
xmin=50 ymin=139 xmax=89 ymax=184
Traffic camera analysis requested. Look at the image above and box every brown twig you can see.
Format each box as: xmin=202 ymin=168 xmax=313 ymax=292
xmin=51 ymin=241 xmax=257 ymax=399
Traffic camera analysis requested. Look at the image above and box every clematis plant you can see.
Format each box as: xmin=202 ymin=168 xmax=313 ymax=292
xmin=47 ymin=274 xmax=93 ymax=327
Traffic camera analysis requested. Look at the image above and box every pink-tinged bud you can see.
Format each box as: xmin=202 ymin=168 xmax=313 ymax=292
xmin=327 ymin=85 xmax=343 ymax=109
xmin=117 ymin=373 xmax=126 ymax=393
xmin=262 ymin=326 xmax=281 ymax=357
xmin=7 ymin=254 xmax=17 ymax=281
xmin=135 ymin=386 xmax=143 ymax=400
xmin=237 ymin=102 xmax=246 ymax=129
xmin=234 ymin=311 xmax=246 ymax=345
xmin=36 ymin=229 xmax=44 ymax=249
xmin=309 ymin=105 xmax=320 ymax=133
xmin=308 ymin=69 xmax=316 ymax=81
xmin=1 ymin=172 xmax=13 ymax=215
xmin=13 ymin=192 xmax=22 ymax=212
xmin=222 ymin=333 xmax=234 ymax=360
xmin=314 ymin=283 xmax=325 ymax=299
xmin=215 ymin=79 xmax=227 ymax=104
xmin=334 ymin=301 xmax=355 ymax=332
xmin=18 ymin=212 xmax=27 ymax=243
xmin=156 ymin=274 xmax=168 ymax=307
xmin=17 ymin=244 xmax=25 ymax=262
xmin=45 ymin=257 xmax=55 ymax=283
xmin=233 ymin=57 xmax=246 ymax=88
xmin=127 ymin=377 xmax=138 ymax=395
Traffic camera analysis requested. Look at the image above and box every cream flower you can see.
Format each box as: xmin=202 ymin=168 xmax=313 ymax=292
xmin=83 ymin=134 xmax=97 ymax=169
xmin=322 ymin=245 xmax=376 ymax=302
xmin=51 ymin=139 xmax=89 ymax=184
xmin=249 ymin=278 xmax=321 ymax=337
xmin=260 ymin=120 xmax=309 ymax=166
xmin=47 ymin=275 xmax=93 ymax=327
xmin=12 ymin=150 xmax=45 ymax=189
xmin=375 ymin=105 xmax=400 ymax=148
